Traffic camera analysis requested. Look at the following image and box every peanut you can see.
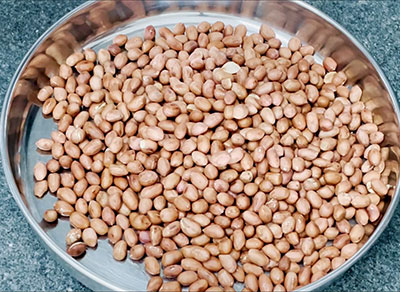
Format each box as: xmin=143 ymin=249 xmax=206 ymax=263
xmin=33 ymin=21 xmax=388 ymax=292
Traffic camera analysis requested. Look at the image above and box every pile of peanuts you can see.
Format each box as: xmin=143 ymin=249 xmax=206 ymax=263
xmin=33 ymin=20 xmax=390 ymax=292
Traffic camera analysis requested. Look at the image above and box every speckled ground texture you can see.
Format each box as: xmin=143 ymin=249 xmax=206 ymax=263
xmin=0 ymin=0 xmax=399 ymax=291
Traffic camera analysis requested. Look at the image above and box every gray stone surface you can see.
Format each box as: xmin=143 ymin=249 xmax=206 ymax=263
xmin=0 ymin=0 xmax=399 ymax=291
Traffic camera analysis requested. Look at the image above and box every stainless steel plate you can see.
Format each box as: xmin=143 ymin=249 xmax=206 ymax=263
xmin=2 ymin=1 xmax=400 ymax=291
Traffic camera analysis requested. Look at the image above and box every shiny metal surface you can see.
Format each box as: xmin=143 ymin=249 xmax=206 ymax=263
xmin=1 ymin=0 xmax=399 ymax=291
